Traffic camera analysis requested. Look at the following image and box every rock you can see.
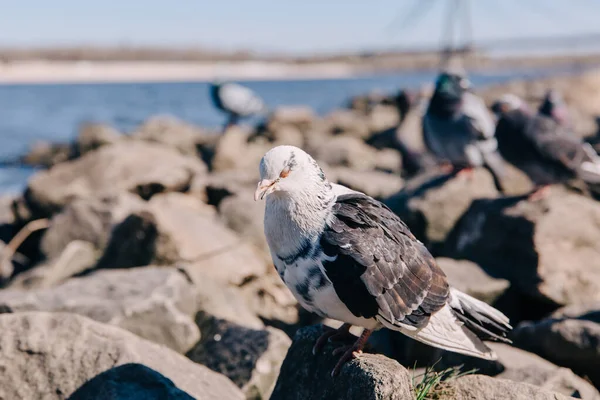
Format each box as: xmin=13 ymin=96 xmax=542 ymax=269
xmin=331 ymin=168 xmax=403 ymax=200
xmin=374 ymin=148 xmax=403 ymax=173
xmin=130 ymin=115 xmax=216 ymax=158
xmin=267 ymin=106 xmax=316 ymax=132
xmin=20 ymin=140 xmax=71 ymax=168
xmin=25 ymin=141 xmax=206 ymax=217
xmin=437 ymin=343 xmax=600 ymax=399
xmin=0 ymin=312 xmax=243 ymax=400
xmin=323 ymin=109 xmax=370 ymax=139
xmin=436 ymin=258 xmax=509 ymax=304
xmin=98 ymin=193 xmax=267 ymax=286
xmin=384 ymin=169 xmax=499 ymax=251
xmin=211 ymin=126 xmax=269 ymax=173
xmin=447 ymin=375 xmax=572 ymax=400
xmin=445 ymin=187 xmax=600 ymax=305
xmin=68 ymin=363 xmax=195 ymax=400
xmin=312 ymin=135 xmax=379 ymax=171
xmin=512 ymin=302 xmax=600 ymax=388
xmin=0 ymin=267 xmax=199 ymax=353
xmin=270 ymin=325 xmax=414 ymax=400
xmin=366 ymin=105 xmax=400 ymax=133
xmin=9 ymin=240 xmax=97 ymax=289
xmin=75 ymin=122 xmax=122 ymax=156
xmin=187 ymin=315 xmax=291 ymax=399
xmin=0 ymin=194 xmax=16 ymax=226
xmin=190 ymin=169 xmax=259 ymax=206
xmin=218 ymin=190 xmax=268 ymax=256
xmin=41 ymin=193 xmax=145 ymax=260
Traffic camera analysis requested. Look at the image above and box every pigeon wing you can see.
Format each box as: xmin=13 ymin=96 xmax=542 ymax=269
xmin=320 ymin=193 xmax=449 ymax=329
xmin=219 ymin=83 xmax=266 ymax=116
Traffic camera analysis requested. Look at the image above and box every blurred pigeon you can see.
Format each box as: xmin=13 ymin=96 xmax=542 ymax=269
xmin=423 ymin=72 xmax=506 ymax=190
xmin=538 ymin=89 xmax=569 ymax=126
xmin=495 ymin=94 xmax=600 ymax=199
xmin=255 ymin=145 xmax=511 ymax=377
xmin=210 ymin=81 xmax=267 ymax=130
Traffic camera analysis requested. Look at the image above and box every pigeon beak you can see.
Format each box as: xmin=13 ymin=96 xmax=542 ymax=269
xmin=254 ymin=179 xmax=275 ymax=201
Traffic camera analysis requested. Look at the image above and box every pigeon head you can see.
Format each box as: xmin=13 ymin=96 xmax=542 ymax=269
xmin=254 ymin=145 xmax=329 ymax=201
xmin=434 ymin=72 xmax=470 ymax=100
xmin=539 ymin=89 xmax=568 ymax=124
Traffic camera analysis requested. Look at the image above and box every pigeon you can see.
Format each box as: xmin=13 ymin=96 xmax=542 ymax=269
xmin=538 ymin=89 xmax=569 ymax=126
xmin=209 ymin=81 xmax=267 ymax=130
xmin=254 ymin=145 xmax=511 ymax=376
xmin=423 ymin=71 xmax=506 ymax=190
xmin=494 ymin=94 xmax=600 ymax=199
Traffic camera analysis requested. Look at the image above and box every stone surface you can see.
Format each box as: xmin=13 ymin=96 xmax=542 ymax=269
xmin=20 ymin=140 xmax=72 ymax=168
xmin=312 ymin=135 xmax=380 ymax=171
xmin=445 ymin=187 xmax=600 ymax=305
xmin=190 ymin=169 xmax=258 ymax=206
xmin=211 ymin=126 xmax=269 ymax=173
xmin=438 ymin=342 xmax=600 ymax=399
xmin=266 ymin=106 xmax=316 ymax=133
xmin=436 ymin=257 xmax=510 ymax=304
xmin=218 ymin=190 xmax=268 ymax=256
xmin=187 ymin=315 xmax=291 ymax=400
xmin=41 ymin=193 xmax=145 ymax=260
xmin=25 ymin=141 xmax=206 ymax=217
xmin=384 ymin=168 xmax=499 ymax=250
xmin=0 ymin=312 xmax=243 ymax=400
xmin=0 ymin=267 xmax=200 ymax=353
xmin=98 ymin=193 xmax=267 ymax=286
xmin=75 ymin=123 xmax=122 ymax=156
xmin=331 ymin=167 xmax=403 ymax=200
xmin=270 ymin=325 xmax=414 ymax=400
xmin=323 ymin=109 xmax=370 ymax=139
xmin=68 ymin=363 xmax=195 ymax=400
xmin=512 ymin=302 xmax=600 ymax=388
xmin=448 ymin=375 xmax=572 ymax=400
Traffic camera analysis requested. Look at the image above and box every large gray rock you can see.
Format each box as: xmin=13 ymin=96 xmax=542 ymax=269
xmin=98 ymin=193 xmax=267 ymax=286
xmin=41 ymin=193 xmax=145 ymax=260
xmin=266 ymin=106 xmax=316 ymax=133
xmin=312 ymin=135 xmax=380 ymax=171
xmin=187 ymin=315 xmax=291 ymax=399
xmin=437 ymin=342 xmax=600 ymax=399
xmin=512 ymin=302 xmax=600 ymax=388
xmin=384 ymin=169 xmax=499 ymax=250
xmin=25 ymin=141 xmax=206 ymax=217
xmin=331 ymin=167 xmax=403 ymax=200
xmin=323 ymin=109 xmax=370 ymax=139
xmin=211 ymin=127 xmax=269 ymax=173
xmin=75 ymin=122 xmax=122 ymax=156
xmin=445 ymin=187 xmax=600 ymax=305
xmin=190 ymin=169 xmax=259 ymax=206
xmin=436 ymin=257 xmax=509 ymax=304
xmin=0 ymin=267 xmax=199 ymax=353
xmin=270 ymin=325 xmax=414 ymax=400
xmin=20 ymin=140 xmax=72 ymax=168
xmin=0 ymin=312 xmax=243 ymax=400
xmin=447 ymin=375 xmax=573 ymax=400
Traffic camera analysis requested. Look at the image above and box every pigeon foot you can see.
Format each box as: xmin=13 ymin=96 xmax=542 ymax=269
xmin=330 ymin=329 xmax=372 ymax=377
xmin=312 ymin=323 xmax=353 ymax=355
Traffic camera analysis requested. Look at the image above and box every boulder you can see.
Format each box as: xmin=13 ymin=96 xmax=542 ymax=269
xmin=331 ymin=168 xmax=403 ymax=200
xmin=512 ymin=302 xmax=600 ymax=388
xmin=436 ymin=258 xmax=509 ymax=304
xmin=312 ymin=135 xmax=380 ymax=171
xmin=75 ymin=122 xmax=122 ymax=156
xmin=266 ymin=106 xmax=316 ymax=133
xmin=41 ymin=193 xmax=145 ymax=260
xmin=211 ymin=126 xmax=269 ymax=173
xmin=445 ymin=187 xmax=600 ymax=305
xmin=323 ymin=109 xmax=370 ymax=139
xmin=68 ymin=363 xmax=195 ymax=400
xmin=374 ymin=148 xmax=403 ymax=173
xmin=25 ymin=141 xmax=206 ymax=217
xmin=437 ymin=342 xmax=600 ymax=399
xmin=270 ymin=325 xmax=414 ymax=400
xmin=0 ymin=312 xmax=243 ymax=400
xmin=366 ymin=105 xmax=400 ymax=133
xmin=0 ymin=194 xmax=16 ymax=226
xmin=20 ymin=140 xmax=71 ymax=168
xmin=97 ymin=193 xmax=267 ymax=286
xmin=0 ymin=266 xmax=199 ymax=353
xmin=447 ymin=375 xmax=573 ymax=400
xmin=187 ymin=315 xmax=291 ymax=399
xmin=190 ymin=169 xmax=259 ymax=207
xmin=384 ymin=169 xmax=499 ymax=250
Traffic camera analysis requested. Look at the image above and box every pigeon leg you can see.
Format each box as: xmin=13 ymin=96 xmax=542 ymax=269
xmin=456 ymin=167 xmax=474 ymax=180
xmin=312 ymin=323 xmax=352 ymax=355
xmin=330 ymin=329 xmax=372 ymax=377
xmin=528 ymin=185 xmax=551 ymax=202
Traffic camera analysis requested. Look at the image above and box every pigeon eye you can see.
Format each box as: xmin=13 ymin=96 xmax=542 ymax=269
xmin=279 ymin=167 xmax=291 ymax=178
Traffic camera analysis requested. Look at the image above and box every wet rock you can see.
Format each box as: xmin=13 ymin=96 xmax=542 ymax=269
xmin=25 ymin=141 xmax=206 ymax=217
xmin=20 ymin=140 xmax=72 ymax=168
xmin=384 ymin=169 xmax=499 ymax=251
xmin=41 ymin=193 xmax=144 ymax=260
xmin=436 ymin=258 xmax=509 ymax=304
xmin=331 ymin=167 xmax=403 ymax=200
xmin=512 ymin=302 xmax=600 ymax=388
xmin=218 ymin=190 xmax=268 ymax=256
xmin=68 ymin=363 xmax=196 ymax=400
xmin=447 ymin=375 xmax=572 ymax=400
xmin=211 ymin=126 xmax=269 ymax=173
xmin=187 ymin=315 xmax=291 ymax=399
xmin=0 ymin=267 xmax=199 ymax=353
xmin=438 ymin=343 xmax=600 ymax=399
xmin=270 ymin=325 xmax=414 ymax=400
xmin=98 ymin=193 xmax=267 ymax=286
xmin=0 ymin=312 xmax=243 ymax=400
xmin=445 ymin=187 xmax=600 ymax=305
xmin=75 ymin=122 xmax=122 ymax=156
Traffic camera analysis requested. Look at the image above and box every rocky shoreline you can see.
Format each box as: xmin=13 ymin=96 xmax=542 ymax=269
xmin=0 ymin=70 xmax=599 ymax=399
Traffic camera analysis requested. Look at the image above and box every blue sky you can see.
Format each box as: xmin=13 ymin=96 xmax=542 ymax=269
xmin=2 ymin=0 xmax=600 ymax=54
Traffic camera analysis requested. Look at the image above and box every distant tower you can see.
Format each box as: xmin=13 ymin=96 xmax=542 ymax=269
xmin=439 ymin=0 xmax=474 ymax=70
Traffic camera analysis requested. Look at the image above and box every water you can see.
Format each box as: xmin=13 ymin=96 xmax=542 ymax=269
xmin=0 ymin=65 xmax=586 ymax=194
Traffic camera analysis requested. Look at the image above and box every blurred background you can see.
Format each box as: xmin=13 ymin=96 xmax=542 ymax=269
xmin=1 ymin=1 xmax=600 ymax=399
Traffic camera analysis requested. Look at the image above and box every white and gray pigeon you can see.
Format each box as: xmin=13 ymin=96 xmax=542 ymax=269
xmin=210 ymin=81 xmax=267 ymax=129
xmin=254 ymin=145 xmax=511 ymax=376
xmin=423 ymin=72 xmax=506 ymax=189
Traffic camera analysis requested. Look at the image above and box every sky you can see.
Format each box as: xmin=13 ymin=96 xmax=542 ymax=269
xmin=1 ymin=0 xmax=600 ymax=54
